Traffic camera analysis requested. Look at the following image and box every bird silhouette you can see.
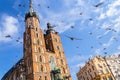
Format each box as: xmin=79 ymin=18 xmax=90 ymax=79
xmin=70 ymin=26 xmax=74 ymax=29
xmin=65 ymin=36 xmax=82 ymax=41
xmin=94 ymin=2 xmax=104 ymax=7
xmin=38 ymin=4 xmax=40 ymax=6
xmin=79 ymin=12 xmax=83 ymax=15
xmin=89 ymin=32 xmax=93 ymax=35
xmin=89 ymin=18 xmax=93 ymax=21
xmin=5 ymin=35 xmax=12 ymax=38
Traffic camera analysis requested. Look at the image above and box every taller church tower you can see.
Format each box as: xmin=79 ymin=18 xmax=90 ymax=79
xmin=23 ymin=0 xmax=72 ymax=80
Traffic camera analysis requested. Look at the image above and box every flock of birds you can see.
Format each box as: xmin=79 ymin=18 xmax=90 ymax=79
xmin=4 ymin=35 xmax=22 ymax=44
xmin=4 ymin=1 xmax=119 ymax=58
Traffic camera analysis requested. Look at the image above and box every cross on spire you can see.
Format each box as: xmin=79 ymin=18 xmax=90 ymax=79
xmin=29 ymin=0 xmax=34 ymax=12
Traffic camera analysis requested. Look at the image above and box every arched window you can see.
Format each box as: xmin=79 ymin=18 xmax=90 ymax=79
xmin=45 ymin=76 xmax=47 ymax=80
xmin=49 ymin=56 xmax=56 ymax=70
xmin=39 ymin=76 xmax=42 ymax=80
xmin=61 ymin=59 xmax=64 ymax=65
xmin=39 ymin=56 xmax=42 ymax=62
xmin=59 ymin=52 xmax=61 ymax=57
xmin=41 ymin=65 xmax=44 ymax=72
xmin=38 ymin=47 xmax=41 ymax=53
xmin=37 ymin=39 xmax=40 ymax=45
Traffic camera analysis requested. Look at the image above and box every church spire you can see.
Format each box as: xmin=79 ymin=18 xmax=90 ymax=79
xmin=29 ymin=0 xmax=34 ymax=13
xmin=25 ymin=0 xmax=39 ymax=20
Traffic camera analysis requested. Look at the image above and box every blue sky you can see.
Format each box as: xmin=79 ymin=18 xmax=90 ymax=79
xmin=0 ymin=0 xmax=120 ymax=80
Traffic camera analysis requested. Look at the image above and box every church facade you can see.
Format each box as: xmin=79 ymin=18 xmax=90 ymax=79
xmin=1 ymin=0 xmax=72 ymax=80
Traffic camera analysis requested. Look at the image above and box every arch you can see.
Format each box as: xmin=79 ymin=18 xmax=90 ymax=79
xmin=39 ymin=56 xmax=42 ymax=62
xmin=39 ymin=76 xmax=42 ymax=80
xmin=61 ymin=59 xmax=64 ymax=65
xmin=40 ymin=65 xmax=44 ymax=72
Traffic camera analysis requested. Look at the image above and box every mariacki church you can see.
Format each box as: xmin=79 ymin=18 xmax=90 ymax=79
xmin=2 ymin=0 xmax=72 ymax=80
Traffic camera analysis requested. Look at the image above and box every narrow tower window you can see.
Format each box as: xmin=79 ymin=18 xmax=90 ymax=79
xmin=45 ymin=76 xmax=47 ymax=80
xmin=36 ymin=33 xmax=39 ymax=38
xmin=38 ymin=47 xmax=41 ymax=53
xmin=39 ymin=76 xmax=42 ymax=80
xmin=40 ymin=56 xmax=42 ymax=62
xmin=41 ymin=65 xmax=44 ymax=72
xmin=37 ymin=39 xmax=40 ymax=45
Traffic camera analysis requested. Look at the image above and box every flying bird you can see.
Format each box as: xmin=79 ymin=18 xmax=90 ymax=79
xmin=65 ymin=36 xmax=82 ymax=41
xmin=18 ymin=4 xmax=22 ymax=7
xmin=76 ymin=46 xmax=79 ymax=48
xmin=91 ymin=46 xmax=93 ymax=49
xmin=79 ymin=12 xmax=83 ymax=15
xmin=47 ymin=6 xmax=50 ymax=8
xmin=94 ymin=2 xmax=104 ymax=7
xmin=5 ymin=35 xmax=12 ymax=38
xmin=70 ymin=26 xmax=74 ymax=29
xmin=38 ymin=4 xmax=41 ymax=6
xmin=105 ymin=28 xmax=111 ymax=30
xmin=104 ymin=52 xmax=107 ymax=55
xmin=89 ymin=32 xmax=93 ymax=35
xmin=89 ymin=18 xmax=93 ymax=21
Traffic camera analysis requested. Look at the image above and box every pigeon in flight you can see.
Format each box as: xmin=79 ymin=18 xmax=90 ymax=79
xmin=65 ymin=36 xmax=82 ymax=41
xmin=94 ymin=2 xmax=104 ymax=7
xmin=5 ymin=35 xmax=12 ymax=38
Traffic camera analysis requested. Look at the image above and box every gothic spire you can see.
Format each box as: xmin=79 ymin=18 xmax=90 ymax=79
xmin=29 ymin=0 xmax=34 ymax=12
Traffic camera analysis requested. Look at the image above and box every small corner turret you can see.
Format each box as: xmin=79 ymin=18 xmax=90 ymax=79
xmin=46 ymin=23 xmax=59 ymax=34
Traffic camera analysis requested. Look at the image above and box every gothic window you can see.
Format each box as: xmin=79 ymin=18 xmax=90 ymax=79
xmin=39 ymin=76 xmax=42 ymax=80
xmin=37 ymin=39 xmax=40 ymax=45
xmin=92 ymin=66 xmax=94 ymax=70
xmin=36 ymin=28 xmax=38 ymax=31
xmin=38 ymin=47 xmax=41 ymax=53
xmin=61 ymin=59 xmax=64 ymax=65
xmin=94 ymin=72 xmax=97 ymax=77
xmin=45 ymin=76 xmax=47 ymax=80
xmin=40 ymin=65 xmax=44 ymax=72
xmin=49 ymin=56 xmax=56 ymax=70
xmin=36 ymin=33 xmax=39 ymax=38
xmin=39 ymin=56 xmax=42 ymax=62
xmin=59 ymin=52 xmax=61 ymax=57
xmin=57 ymin=46 xmax=60 ymax=50
xmin=54 ymin=38 xmax=57 ymax=42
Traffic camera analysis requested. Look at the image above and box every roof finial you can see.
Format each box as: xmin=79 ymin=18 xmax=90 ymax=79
xmin=29 ymin=0 xmax=34 ymax=12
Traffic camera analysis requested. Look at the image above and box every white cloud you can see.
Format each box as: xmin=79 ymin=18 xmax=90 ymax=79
xmin=0 ymin=14 xmax=19 ymax=42
xmin=98 ymin=13 xmax=106 ymax=20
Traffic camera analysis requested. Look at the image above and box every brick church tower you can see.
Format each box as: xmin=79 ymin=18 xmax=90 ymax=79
xmin=1 ymin=0 xmax=72 ymax=80
xmin=23 ymin=0 xmax=72 ymax=80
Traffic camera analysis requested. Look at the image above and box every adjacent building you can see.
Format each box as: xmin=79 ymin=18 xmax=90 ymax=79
xmin=1 ymin=0 xmax=72 ymax=80
xmin=77 ymin=56 xmax=115 ymax=80
xmin=106 ymin=54 xmax=120 ymax=80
